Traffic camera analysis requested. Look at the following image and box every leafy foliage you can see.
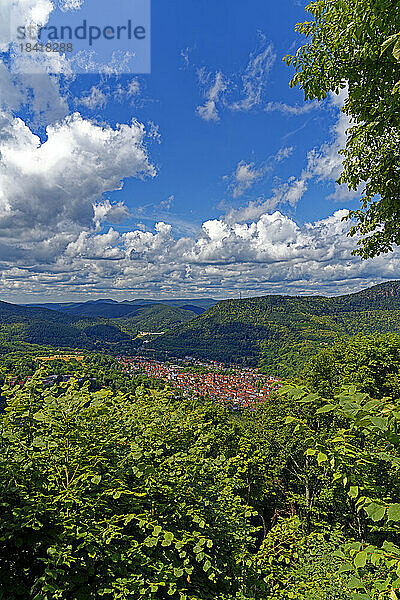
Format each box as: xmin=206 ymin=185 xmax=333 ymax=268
xmin=254 ymin=518 xmax=350 ymax=599
xmin=0 ymin=352 xmax=360 ymax=599
xmin=3 ymin=332 xmax=400 ymax=597
xmin=0 ymin=375 xmax=259 ymax=599
xmin=303 ymin=334 xmax=400 ymax=399
xmin=285 ymin=0 xmax=400 ymax=258
xmin=282 ymin=383 xmax=400 ymax=598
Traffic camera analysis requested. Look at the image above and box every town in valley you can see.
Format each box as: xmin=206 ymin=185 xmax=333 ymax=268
xmin=119 ymin=356 xmax=282 ymax=408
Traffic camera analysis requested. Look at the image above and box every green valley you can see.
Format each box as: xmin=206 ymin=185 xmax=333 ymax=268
xmin=0 ymin=301 xmax=198 ymax=355
xmin=149 ymin=282 xmax=400 ymax=375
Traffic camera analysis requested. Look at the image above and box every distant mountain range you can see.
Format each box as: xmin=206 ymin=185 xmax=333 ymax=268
xmin=147 ymin=281 xmax=400 ymax=375
xmin=3 ymin=283 xmax=400 ymax=374
xmin=0 ymin=301 xmax=200 ymax=354
xmin=25 ymin=298 xmax=217 ymax=318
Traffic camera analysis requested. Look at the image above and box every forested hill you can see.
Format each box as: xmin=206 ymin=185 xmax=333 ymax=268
xmin=0 ymin=301 xmax=197 ymax=354
xmin=322 ymin=281 xmax=400 ymax=311
xmin=148 ymin=281 xmax=400 ymax=375
xmin=26 ymin=297 xmax=216 ymax=317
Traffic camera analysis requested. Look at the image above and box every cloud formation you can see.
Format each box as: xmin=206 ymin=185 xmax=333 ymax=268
xmin=230 ymin=161 xmax=266 ymax=197
xmin=0 ymin=205 xmax=398 ymax=301
xmin=265 ymin=101 xmax=319 ymax=115
xmin=77 ymin=79 xmax=141 ymax=110
xmin=196 ymin=71 xmax=227 ymax=122
xmin=0 ymin=0 xmax=53 ymax=52
xmin=231 ymin=34 xmax=276 ymax=111
xmin=194 ymin=34 xmax=316 ymax=122
xmin=0 ymin=3 xmax=381 ymax=303
xmin=225 ymin=88 xmax=358 ymax=220
xmin=0 ymin=0 xmax=157 ymax=279
xmin=0 ymin=113 xmax=154 ymax=243
xmin=225 ymin=147 xmax=293 ymax=200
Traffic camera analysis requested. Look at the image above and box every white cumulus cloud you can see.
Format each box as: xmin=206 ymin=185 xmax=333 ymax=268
xmin=0 ymin=112 xmax=155 ymax=250
xmin=0 ymin=207 xmax=398 ymax=301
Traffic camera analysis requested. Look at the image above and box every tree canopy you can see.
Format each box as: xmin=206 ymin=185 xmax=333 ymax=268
xmin=286 ymin=0 xmax=400 ymax=258
xmin=0 ymin=358 xmax=353 ymax=599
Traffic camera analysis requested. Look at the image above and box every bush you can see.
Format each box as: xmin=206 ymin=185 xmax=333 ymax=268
xmin=0 ymin=375 xmax=259 ymax=599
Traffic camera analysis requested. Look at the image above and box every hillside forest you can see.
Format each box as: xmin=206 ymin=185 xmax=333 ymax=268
xmin=1 ymin=0 xmax=400 ymax=598
xmin=2 ymin=334 xmax=400 ymax=599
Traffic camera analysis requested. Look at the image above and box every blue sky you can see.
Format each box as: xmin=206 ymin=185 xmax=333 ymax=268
xmin=73 ymin=0 xmax=356 ymax=230
xmin=0 ymin=0 xmax=396 ymax=302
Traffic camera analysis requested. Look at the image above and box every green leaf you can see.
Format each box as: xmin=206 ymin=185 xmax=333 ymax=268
xmin=392 ymin=79 xmax=400 ymax=94
xmin=354 ymin=551 xmax=368 ymax=569
xmin=337 ymin=563 xmax=354 ymax=574
xmin=369 ymin=416 xmax=387 ymax=430
xmin=347 ymin=576 xmax=366 ymax=590
xmin=173 ymin=568 xmax=184 ymax=577
xmin=203 ymin=560 xmax=211 ymax=572
xmin=381 ymin=33 xmax=400 ymax=55
xmin=382 ymin=541 xmax=400 ymax=555
xmin=91 ymin=475 xmax=101 ymax=485
xmin=144 ymin=537 xmax=158 ymax=547
xmin=304 ymin=448 xmax=317 ymax=456
xmin=317 ymin=451 xmax=328 ymax=465
xmin=364 ymin=502 xmax=386 ymax=522
xmin=349 ymin=486 xmax=359 ymax=499
xmin=163 ymin=532 xmax=174 ymax=545
xmin=387 ymin=504 xmax=400 ymax=522
xmin=300 ymin=393 xmax=320 ymax=404
xmin=393 ymin=37 xmax=400 ymax=61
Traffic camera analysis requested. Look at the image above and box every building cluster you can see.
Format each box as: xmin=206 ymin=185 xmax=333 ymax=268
xmin=118 ymin=356 xmax=282 ymax=408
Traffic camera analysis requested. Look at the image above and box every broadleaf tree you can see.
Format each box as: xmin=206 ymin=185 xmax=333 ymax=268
xmin=285 ymin=0 xmax=400 ymax=258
